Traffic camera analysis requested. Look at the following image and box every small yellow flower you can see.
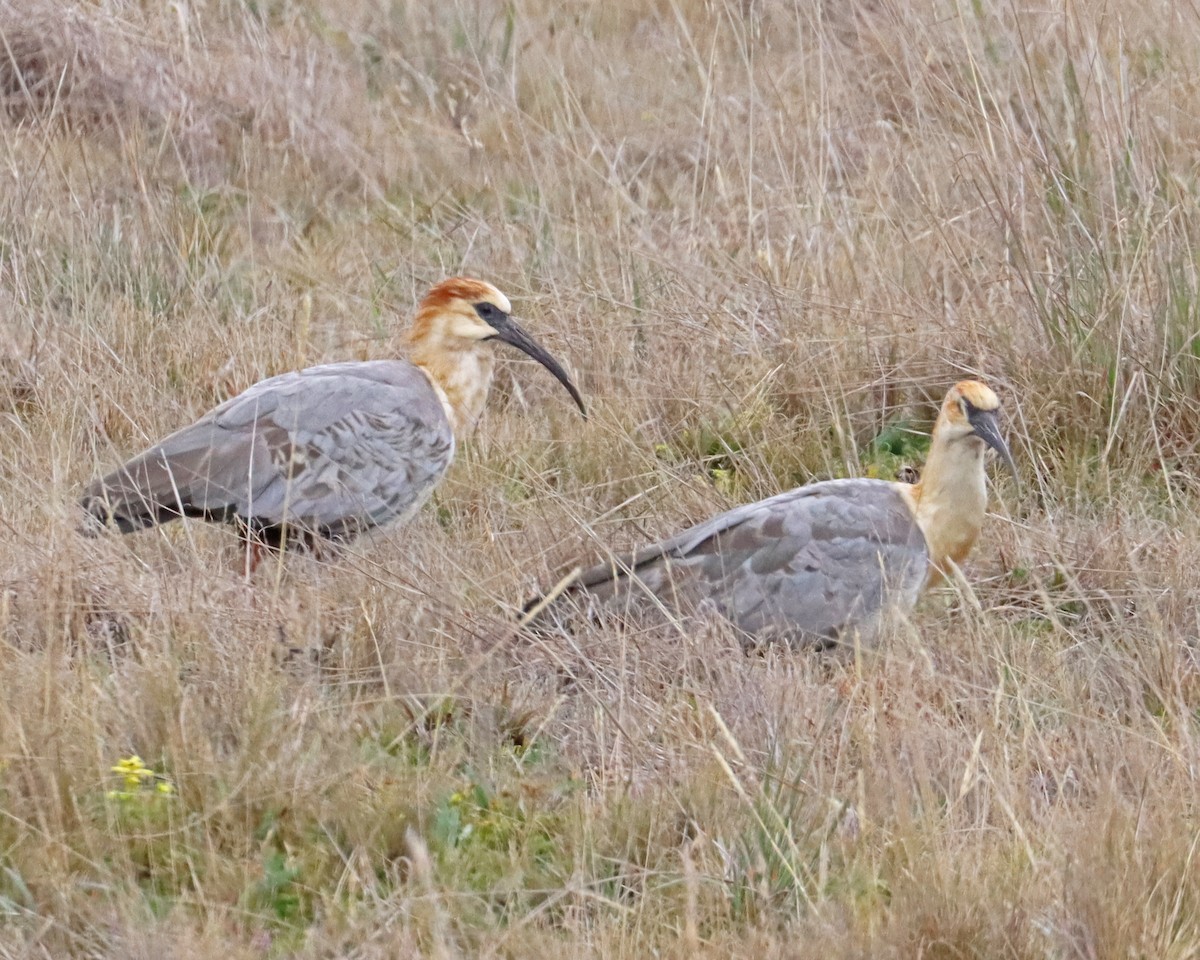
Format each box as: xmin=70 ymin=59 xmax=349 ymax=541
xmin=108 ymin=755 xmax=172 ymax=795
xmin=711 ymin=468 xmax=737 ymax=495
xmin=111 ymin=756 xmax=153 ymax=779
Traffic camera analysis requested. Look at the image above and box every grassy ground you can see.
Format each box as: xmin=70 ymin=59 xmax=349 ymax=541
xmin=1 ymin=0 xmax=1199 ymax=955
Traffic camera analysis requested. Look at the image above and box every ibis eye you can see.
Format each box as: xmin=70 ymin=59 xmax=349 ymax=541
xmin=474 ymin=301 xmax=500 ymax=323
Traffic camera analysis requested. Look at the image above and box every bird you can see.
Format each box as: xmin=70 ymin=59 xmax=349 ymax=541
xmin=81 ymin=277 xmax=587 ymax=571
xmin=528 ymin=380 xmax=1015 ymax=649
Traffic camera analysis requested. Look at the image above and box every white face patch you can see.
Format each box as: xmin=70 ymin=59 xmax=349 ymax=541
xmin=448 ymin=313 xmax=499 ymax=341
xmin=483 ymin=286 xmax=513 ymax=314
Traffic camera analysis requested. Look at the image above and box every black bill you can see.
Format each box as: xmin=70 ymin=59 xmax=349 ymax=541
xmin=967 ymin=407 xmax=1017 ymax=479
xmin=489 ymin=315 xmax=587 ymax=419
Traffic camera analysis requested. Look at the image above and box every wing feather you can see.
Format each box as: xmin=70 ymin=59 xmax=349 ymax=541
xmin=82 ymin=360 xmax=454 ymax=539
xmin=562 ymin=478 xmax=929 ymax=646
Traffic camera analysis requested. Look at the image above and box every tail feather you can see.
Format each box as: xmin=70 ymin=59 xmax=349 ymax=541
xmin=519 ymin=566 xmax=583 ymax=627
xmin=79 ymin=477 xmax=167 ymax=535
xmin=79 ymin=469 xmax=237 ymax=536
xmin=519 ymin=554 xmax=652 ymax=630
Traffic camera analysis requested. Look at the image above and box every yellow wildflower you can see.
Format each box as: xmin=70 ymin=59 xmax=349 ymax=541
xmin=111 ymin=755 xmax=155 ymax=790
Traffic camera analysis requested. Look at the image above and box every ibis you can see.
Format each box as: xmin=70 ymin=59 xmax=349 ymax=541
xmin=82 ymin=277 xmax=586 ymax=570
xmin=530 ymin=380 xmax=1014 ymax=648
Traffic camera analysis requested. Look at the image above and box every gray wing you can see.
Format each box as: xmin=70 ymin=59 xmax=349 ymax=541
xmin=82 ymin=360 xmax=454 ymax=539
xmin=564 ymin=478 xmax=930 ymax=646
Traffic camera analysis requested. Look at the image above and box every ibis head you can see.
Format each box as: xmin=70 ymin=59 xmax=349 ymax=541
xmin=907 ymin=379 xmax=1014 ymax=580
xmin=936 ymin=380 xmax=1016 ymax=479
xmin=405 ymin=278 xmax=586 ymax=427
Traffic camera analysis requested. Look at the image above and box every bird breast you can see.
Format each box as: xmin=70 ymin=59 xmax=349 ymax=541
xmin=416 ymin=349 xmax=497 ymax=433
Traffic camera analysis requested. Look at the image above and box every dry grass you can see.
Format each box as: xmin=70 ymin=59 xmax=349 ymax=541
xmin=0 ymin=0 xmax=1199 ymax=954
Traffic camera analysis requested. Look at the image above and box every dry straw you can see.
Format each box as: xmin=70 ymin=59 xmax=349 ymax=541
xmin=0 ymin=0 xmax=1198 ymax=955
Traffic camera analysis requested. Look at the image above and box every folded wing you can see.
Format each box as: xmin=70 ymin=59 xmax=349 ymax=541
xmin=82 ymin=360 xmax=455 ymax=541
xmin=563 ymin=478 xmax=930 ymax=646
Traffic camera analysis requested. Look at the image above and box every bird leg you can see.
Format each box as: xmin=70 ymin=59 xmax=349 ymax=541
xmin=243 ymin=538 xmax=266 ymax=580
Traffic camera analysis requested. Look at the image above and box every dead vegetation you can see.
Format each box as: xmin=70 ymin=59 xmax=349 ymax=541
xmin=0 ymin=0 xmax=1199 ymax=955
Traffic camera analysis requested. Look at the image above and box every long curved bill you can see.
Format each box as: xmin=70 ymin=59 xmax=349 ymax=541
xmin=967 ymin=407 xmax=1017 ymax=480
xmin=490 ymin=315 xmax=587 ymax=418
